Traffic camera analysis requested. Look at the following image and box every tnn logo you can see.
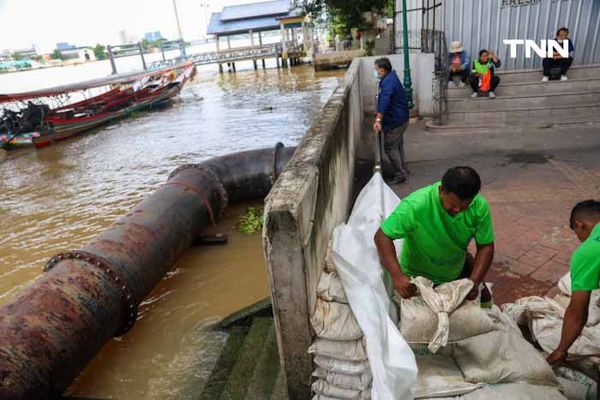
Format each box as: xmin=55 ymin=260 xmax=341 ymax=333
xmin=503 ymin=40 xmax=570 ymax=58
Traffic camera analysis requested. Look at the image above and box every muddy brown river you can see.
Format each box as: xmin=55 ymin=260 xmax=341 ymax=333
xmin=0 ymin=61 xmax=343 ymax=398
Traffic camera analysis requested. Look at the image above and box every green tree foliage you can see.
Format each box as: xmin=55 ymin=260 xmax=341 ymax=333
xmin=51 ymin=49 xmax=64 ymax=60
xmin=295 ymin=0 xmax=387 ymax=34
xmin=140 ymin=38 xmax=167 ymax=52
xmin=10 ymin=52 xmax=24 ymax=61
xmin=93 ymin=43 xmax=107 ymax=60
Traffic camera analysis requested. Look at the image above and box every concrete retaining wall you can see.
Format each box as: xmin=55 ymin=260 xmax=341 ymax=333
xmin=263 ymin=53 xmax=433 ymax=399
xmin=359 ymin=53 xmax=435 ymax=117
xmin=263 ymin=58 xmax=364 ymax=400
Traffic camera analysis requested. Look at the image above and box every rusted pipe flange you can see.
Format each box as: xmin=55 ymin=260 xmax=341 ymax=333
xmin=43 ymin=250 xmax=138 ymax=336
xmin=167 ymin=164 xmax=229 ymax=217
xmin=272 ymin=142 xmax=285 ymax=183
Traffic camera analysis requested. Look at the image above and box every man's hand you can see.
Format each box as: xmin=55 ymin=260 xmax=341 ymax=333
xmin=393 ymin=273 xmax=417 ymax=299
xmin=546 ymin=348 xmax=568 ymax=364
xmin=373 ymin=121 xmax=382 ymax=132
xmin=466 ymin=282 xmax=479 ymax=300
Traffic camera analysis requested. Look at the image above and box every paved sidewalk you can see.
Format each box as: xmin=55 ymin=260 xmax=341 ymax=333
xmin=389 ymin=122 xmax=600 ymax=304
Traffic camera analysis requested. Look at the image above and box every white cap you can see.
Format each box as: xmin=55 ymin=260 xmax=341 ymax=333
xmin=451 ymin=41 xmax=464 ymax=53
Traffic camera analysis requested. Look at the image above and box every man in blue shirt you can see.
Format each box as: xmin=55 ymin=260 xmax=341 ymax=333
xmin=373 ymin=57 xmax=410 ymax=184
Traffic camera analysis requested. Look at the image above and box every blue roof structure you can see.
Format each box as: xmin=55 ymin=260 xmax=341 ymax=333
xmin=207 ymin=0 xmax=296 ymax=36
xmin=221 ymin=0 xmax=290 ymax=21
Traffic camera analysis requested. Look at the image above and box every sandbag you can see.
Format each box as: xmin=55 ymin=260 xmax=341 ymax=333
xmin=450 ymin=328 xmax=558 ymax=387
xmin=313 ymin=354 xmax=371 ymax=376
xmin=411 ymin=345 xmax=482 ymax=399
xmin=554 ymin=366 xmax=598 ymax=400
xmin=507 ymin=296 xmax=600 ymax=357
xmin=308 ymin=337 xmax=367 ymax=361
xmin=556 ymin=273 xmax=600 ymax=326
xmin=313 ymin=367 xmax=372 ymax=391
xmin=398 ymin=295 xmax=496 ymax=348
xmin=317 ymin=270 xmax=349 ymax=304
xmin=530 ymin=315 xmax=600 ymax=357
xmin=424 ymin=383 xmax=566 ymax=400
xmin=312 ymin=379 xmax=370 ymax=399
xmin=398 ymin=277 xmax=496 ymax=353
xmin=311 ymin=298 xmax=363 ymax=341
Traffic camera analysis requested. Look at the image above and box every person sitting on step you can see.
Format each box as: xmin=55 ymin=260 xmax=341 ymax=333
xmin=469 ymin=49 xmax=501 ymax=99
xmin=448 ymin=41 xmax=470 ymax=87
xmin=542 ymin=27 xmax=575 ymax=82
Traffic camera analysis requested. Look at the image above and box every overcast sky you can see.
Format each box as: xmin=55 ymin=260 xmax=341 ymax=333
xmin=0 ymin=0 xmax=258 ymax=53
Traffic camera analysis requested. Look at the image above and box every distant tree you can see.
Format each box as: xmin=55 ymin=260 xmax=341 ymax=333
xmin=51 ymin=49 xmax=64 ymax=60
xmin=140 ymin=38 xmax=151 ymax=51
xmin=11 ymin=52 xmax=24 ymax=61
xmin=386 ymin=0 xmax=394 ymax=18
xmin=93 ymin=43 xmax=107 ymax=60
xmin=293 ymin=0 xmax=325 ymax=17
xmin=295 ymin=0 xmax=386 ymax=35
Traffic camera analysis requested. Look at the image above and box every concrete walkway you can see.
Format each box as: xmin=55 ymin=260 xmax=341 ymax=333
xmin=389 ymin=121 xmax=600 ymax=304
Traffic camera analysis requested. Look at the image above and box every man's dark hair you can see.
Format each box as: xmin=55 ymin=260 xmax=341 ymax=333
xmin=478 ymin=49 xmax=488 ymax=57
xmin=557 ymin=27 xmax=569 ymax=36
xmin=441 ymin=166 xmax=481 ymax=200
xmin=374 ymin=57 xmax=392 ymax=72
xmin=569 ymin=200 xmax=600 ymax=229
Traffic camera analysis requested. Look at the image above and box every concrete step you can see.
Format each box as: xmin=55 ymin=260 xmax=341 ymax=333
xmin=245 ymin=323 xmax=282 ymax=400
xmin=448 ymin=91 xmax=600 ymax=112
xmin=493 ymin=64 xmax=600 ymax=84
xmin=220 ymin=317 xmax=273 ymax=400
xmin=448 ymin=78 xmax=600 ymax=98
xmin=199 ymin=325 xmax=250 ymax=400
xmin=446 ymin=103 xmax=600 ymax=125
xmin=426 ymin=119 xmax=600 ymax=134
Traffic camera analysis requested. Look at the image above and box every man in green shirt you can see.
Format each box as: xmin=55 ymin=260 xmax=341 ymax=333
xmin=374 ymin=166 xmax=495 ymax=300
xmin=547 ymin=200 xmax=600 ymax=364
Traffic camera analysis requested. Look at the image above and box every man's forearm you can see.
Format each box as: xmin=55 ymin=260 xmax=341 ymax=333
xmin=374 ymin=229 xmax=404 ymax=279
xmin=470 ymin=243 xmax=494 ymax=285
xmin=556 ymin=304 xmax=587 ymax=353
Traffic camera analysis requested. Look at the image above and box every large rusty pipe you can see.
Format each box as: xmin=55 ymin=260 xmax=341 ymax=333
xmin=0 ymin=144 xmax=295 ymax=399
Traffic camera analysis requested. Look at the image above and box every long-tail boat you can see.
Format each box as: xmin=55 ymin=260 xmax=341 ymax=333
xmin=0 ymin=61 xmax=196 ymax=150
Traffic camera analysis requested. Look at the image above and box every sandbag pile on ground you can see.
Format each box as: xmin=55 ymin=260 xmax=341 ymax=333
xmin=393 ymin=276 xmax=560 ymax=396
xmin=502 ymin=272 xmax=600 ymax=361
xmin=309 ymin=248 xmax=372 ymax=399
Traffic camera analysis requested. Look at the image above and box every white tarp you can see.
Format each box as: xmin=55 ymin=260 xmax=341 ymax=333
xmin=331 ymin=173 xmax=418 ymax=400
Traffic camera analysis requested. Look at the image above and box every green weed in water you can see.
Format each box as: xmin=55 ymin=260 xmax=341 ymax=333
xmin=237 ymin=207 xmax=264 ymax=234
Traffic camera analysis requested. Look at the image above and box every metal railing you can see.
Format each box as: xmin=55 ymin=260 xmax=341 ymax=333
xmin=422 ymin=29 xmax=448 ymax=125
xmin=186 ymin=44 xmax=282 ymax=66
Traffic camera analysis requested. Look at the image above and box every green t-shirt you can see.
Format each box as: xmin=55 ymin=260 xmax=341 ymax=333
xmin=570 ymin=223 xmax=600 ymax=292
xmin=380 ymin=182 xmax=494 ymax=284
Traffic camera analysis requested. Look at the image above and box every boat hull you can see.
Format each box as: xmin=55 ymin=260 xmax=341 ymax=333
xmin=1 ymin=61 xmax=194 ymax=151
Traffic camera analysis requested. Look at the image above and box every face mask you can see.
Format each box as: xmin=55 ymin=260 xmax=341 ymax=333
xmin=373 ymin=70 xmax=380 ymax=80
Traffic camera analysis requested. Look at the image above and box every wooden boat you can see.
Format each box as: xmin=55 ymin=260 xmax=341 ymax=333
xmin=0 ymin=61 xmax=195 ymax=150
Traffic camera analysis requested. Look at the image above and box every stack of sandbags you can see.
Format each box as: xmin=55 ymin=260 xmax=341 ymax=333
xmin=502 ymin=272 xmax=600 ymax=360
xmin=502 ymin=272 xmax=600 ymax=389
xmin=309 ymin=247 xmax=372 ymax=400
xmin=393 ymin=277 xmax=559 ymax=397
